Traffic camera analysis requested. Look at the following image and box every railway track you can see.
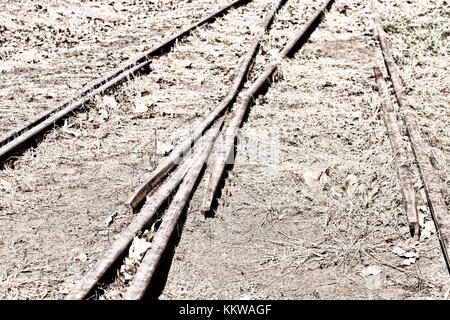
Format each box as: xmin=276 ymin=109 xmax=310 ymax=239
xmin=65 ymin=0 xmax=335 ymax=300
xmin=0 ymin=0 xmax=251 ymax=166
xmin=1 ymin=0 xmax=448 ymax=300
xmin=371 ymin=9 xmax=450 ymax=271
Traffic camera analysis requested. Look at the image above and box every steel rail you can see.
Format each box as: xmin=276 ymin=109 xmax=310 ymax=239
xmin=124 ymin=125 xmax=222 ymax=300
xmin=373 ymin=15 xmax=450 ymax=271
xmin=0 ymin=60 xmax=149 ymax=164
xmin=373 ymin=66 xmax=418 ymax=238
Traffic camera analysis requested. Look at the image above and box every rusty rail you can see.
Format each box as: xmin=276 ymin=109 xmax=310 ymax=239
xmin=201 ymin=0 xmax=335 ymax=215
xmin=124 ymin=125 xmax=222 ymax=300
xmin=263 ymin=0 xmax=287 ymax=29
xmin=373 ymin=66 xmax=418 ymax=238
xmin=0 ymin=60 xmax=148 ymax=164
xmin=0 ymin=0 xmax=252 ymax=164
xmin=373 ymin=16 xmax=450 ymax=270
xmin=125 ymin=0 xmax=288 ymax=212
xmin=281 ymin=0 xmax=334 ymax=57
xmin=65 ymin=122 xmax=223 ymax=300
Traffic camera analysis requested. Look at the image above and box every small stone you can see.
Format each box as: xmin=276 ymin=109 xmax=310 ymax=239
xmin=134 ymin=103 xmax=148 ymax=113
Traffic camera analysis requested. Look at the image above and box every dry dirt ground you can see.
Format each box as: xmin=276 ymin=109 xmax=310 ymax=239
xmin=0 ymin=0 xmax=449 ymax=300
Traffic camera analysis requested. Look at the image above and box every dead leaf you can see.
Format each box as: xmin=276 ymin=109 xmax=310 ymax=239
xmin=197 ymin=74 xmax=206 ymax=85
xmin=393 ymin=246 xmax=406 ymax=257
xmin=103 ymin=96 xmax=118 ymax=109
xmin=119 ymin=236 xmax=152 ymax=283
xmin=99 ymin=109 xmax=109 ymax=120
xmin=362 ymin=265 xmax=383 ymax=290
xmin=141 ymin=229 xmax=154 ymax=242
xmin=421 ymin=221 xmax=436 ymax=239
xmin=134 ymin=103 xmax=148 ymax=113
xmin=361 ymin=265 xmax=383 ymax=277
xmin=157 ymin=142 xmax=173 ymax=156
xmin=424 ymin=221 xmax=436 ymax=233
xmin=129 ymin=237 xmax=151 ymax=261
xmin=76 ymin=253 xmax=88 ymax=263
xmin=119 ymin=260 xmax=135 ymax=282
xmin=210 ymin=50 xmax=220 ymax=58
xmin=62 ymin=128 xmax=81 ymax=137
xmin=45 ymin=91 xmax=56 ymax=99
xmin=330 ymin=187 xmax=342 ymax=199
xmin=393 ymin=241 xmax=419 ymax=265
xmin=268 ymin=48 xmax=280 ymax=58
xmin=344 ymin=174 xmax=358 ymax=196
xmin=402 ymin=258 xmax=416 ymax=266
xmin=105 ymin=212 xmax=118 ymax=226
xmin=303 ymin=169 xmax=327 ymax=187
xmin=418 ymin=211 xmax=426 ymax=228
xmin=0 ymin=178 xmax=12 ymax=192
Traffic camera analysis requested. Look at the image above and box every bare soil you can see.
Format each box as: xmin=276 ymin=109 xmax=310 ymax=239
xmin=0 ymin=0 xmax=449 ymax=300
